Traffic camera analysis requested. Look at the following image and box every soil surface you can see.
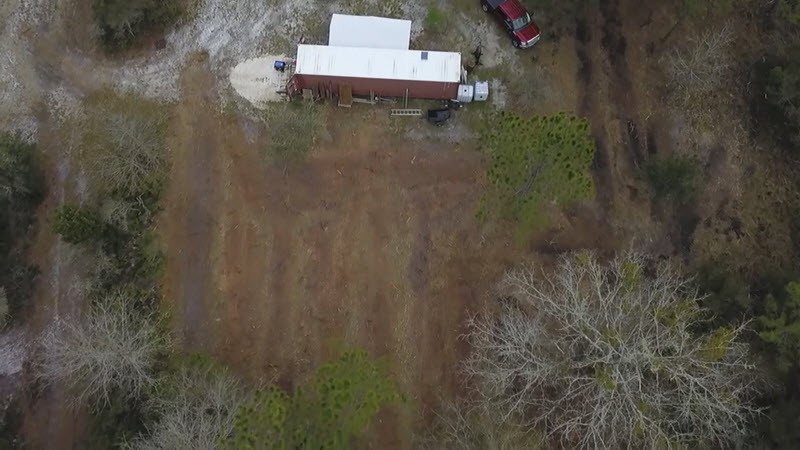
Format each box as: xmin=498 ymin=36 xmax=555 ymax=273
xmin=160 ymin=57 xmax=525 ymax=445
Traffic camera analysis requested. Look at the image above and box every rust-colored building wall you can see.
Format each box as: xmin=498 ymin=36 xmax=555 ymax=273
xmin=292 ymin=74 xmax=459 ymax=100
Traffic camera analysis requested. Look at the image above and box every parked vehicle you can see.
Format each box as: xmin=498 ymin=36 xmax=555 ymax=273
xmin=480 ymin=0 xmax=541 ymax=49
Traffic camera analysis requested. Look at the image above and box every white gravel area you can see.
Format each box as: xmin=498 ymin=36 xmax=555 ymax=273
xmin=229 ymin=55 xmax=291 ymax=108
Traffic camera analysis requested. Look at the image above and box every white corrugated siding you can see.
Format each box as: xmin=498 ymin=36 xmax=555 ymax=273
xmin=328 ymin=14 xmax=411 ymax=50
xmin=295 ymin=45 xmax=461 ymax=83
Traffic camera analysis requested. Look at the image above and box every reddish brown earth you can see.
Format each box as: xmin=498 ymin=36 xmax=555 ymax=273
xmin=159 ymin=60 xmax=526 ymax=445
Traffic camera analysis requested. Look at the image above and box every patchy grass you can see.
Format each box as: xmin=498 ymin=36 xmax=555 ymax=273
xmin=424 ymin=5 xmax=447 ymax=34
xmin=479 ymin=111 xmax=595 ymax=241
xmin=262 ymin=101 xmax=322 ymax=162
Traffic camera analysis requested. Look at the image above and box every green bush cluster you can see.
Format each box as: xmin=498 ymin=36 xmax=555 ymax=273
xmin=480 ymin=111 xmax=595 ymax=237
xmin=225 ymin=349 xmax=401 ymax=449
xmin=0 ymin=132 xmax=42 ymax=324
xmin=758 ymin=281 xmax=800 ymax=373
xmin=53 ymin=205 xmax=105 ymax=245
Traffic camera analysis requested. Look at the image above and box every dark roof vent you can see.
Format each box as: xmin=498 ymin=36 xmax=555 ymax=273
xmin=421 ymin=51 xmax=428 ymax=60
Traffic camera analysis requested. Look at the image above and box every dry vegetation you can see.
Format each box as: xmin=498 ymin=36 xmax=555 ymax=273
xmin=4 ymin=0 xmax=800 ymax=448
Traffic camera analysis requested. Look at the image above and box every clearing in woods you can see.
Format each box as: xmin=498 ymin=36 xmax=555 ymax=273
xmin=161 ymin=58 xmax=523 ymax=446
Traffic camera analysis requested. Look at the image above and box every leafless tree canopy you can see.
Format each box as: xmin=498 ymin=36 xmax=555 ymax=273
xmin=92 ymin=110 xmax=166 ymax=194
xmin=130 ymin=363 xmax=247 ymax=450
xmin=34 ymin=290 xmax=167 ymax=406
xmin=464 ymin=251 xmax=764 ymax=449
xmin=666 ymin=24 xmax=733 ymax=99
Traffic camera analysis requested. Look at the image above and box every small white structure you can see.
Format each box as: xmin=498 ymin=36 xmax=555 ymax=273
xmin=328 ymin=14 xmax=412 ymax=50
xmin=295 ymin=45 xmax=461 ymax=83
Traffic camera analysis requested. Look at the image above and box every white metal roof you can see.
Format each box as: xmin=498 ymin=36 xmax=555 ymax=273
xmin=329 ymin=14 xmax=411 ymax=50
xmin=295 ymin=45 xmax=461 ymax=83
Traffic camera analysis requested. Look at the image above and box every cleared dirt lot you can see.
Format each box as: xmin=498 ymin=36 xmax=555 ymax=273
xmin=160 ymin=58 xmax=525 ymax=446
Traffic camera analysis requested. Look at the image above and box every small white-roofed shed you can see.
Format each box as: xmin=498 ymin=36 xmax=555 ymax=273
xmin=328 ymin=14 xmax=412 ymax=50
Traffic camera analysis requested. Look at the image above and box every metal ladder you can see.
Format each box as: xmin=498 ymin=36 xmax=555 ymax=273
xmin=390 ymin=109 xmax=422 ymax=116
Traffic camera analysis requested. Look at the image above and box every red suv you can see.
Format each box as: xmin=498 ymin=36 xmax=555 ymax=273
xmin=481 ymin=0 xmax=541 ymax=48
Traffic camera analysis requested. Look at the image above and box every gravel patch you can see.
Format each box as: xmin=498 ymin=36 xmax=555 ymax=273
xmin=229 ymin=55 xmax=291 ymax=108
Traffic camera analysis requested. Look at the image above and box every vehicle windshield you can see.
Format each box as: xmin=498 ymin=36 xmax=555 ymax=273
xmin=511 ymin=13 xmax=531 ymax=31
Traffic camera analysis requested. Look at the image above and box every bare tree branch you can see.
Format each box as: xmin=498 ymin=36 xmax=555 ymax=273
xmin=129 ymin=363 xmax=248 ymax=450
xmin=34 ymin=290 xmax=168 ymax=406
xmin=463 ymin=251 xmax=765 ymax=448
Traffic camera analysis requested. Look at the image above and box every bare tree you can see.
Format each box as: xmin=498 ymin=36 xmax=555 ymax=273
xmin=666 ymin=24 xmax=733 ymax=101
xmin=34 ymin=289 xmax=167 ymax=406
xmin=463 ymin=251 xmax=765 ymax=449
xmin=91 ymin=110 xmax=167 ymax=195
xmin=129 ymin=362 xmax=248 ymax=450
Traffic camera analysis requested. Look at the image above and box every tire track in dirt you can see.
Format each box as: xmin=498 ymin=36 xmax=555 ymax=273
xmin=600 ymin=0 xmax=646 ymax=168
xmin=575 ymin=12 xmax=616 ymax=208
xmin=162 ymin=56 xmax=220 ymax=350
xmin=575 ymin=0 xmax=644 ymax=211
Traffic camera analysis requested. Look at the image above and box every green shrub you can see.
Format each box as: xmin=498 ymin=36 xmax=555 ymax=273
xmin=53 ymin=205 xmax=106 ymax=244
xmin=93 ymin=0 xmax=187 ymax=50
xmin=479 ymin=111 xmax=595 ymax=238
xmin=225 ymin=349 xmax=401 ymax=449
xmin=758 ymin=281 xmax=800 ymax=373
xmin=645 ymin=154 xmax=698 ymax=204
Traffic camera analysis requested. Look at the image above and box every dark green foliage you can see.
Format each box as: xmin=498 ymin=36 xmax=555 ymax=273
xmin=696 ymin=261 xmax=751 ymax=325
xmin=779 ymin=0 xmax=800 ymax=26
xmin=480 ymin=111 xmax=595 ymax=237
xmin=0 ymin=132 xmax=42 ymax=323
xmin=681 ymin=0 xmax=737 ymax=17
xmin=761 ymin=396 xmax=800 ymax=449
xmin=93 ymin=0 xmax=186 ymax=50
xmin=53 ymin=205 xmax=105 ymax=245
xmin=758 ymin=282 xmax=800 ymax=373
xmin=645 ymin=154 xmax=698 ymax=204
xmin=225 ymin=350 xmax=401 ymax=449
xmin=0 ymin=397 xmax=24 ymax=450
xmin=85 ymin=395 xmax=148 ymax=450
xmin=765 ymin=49 xmax=800 ymax=151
